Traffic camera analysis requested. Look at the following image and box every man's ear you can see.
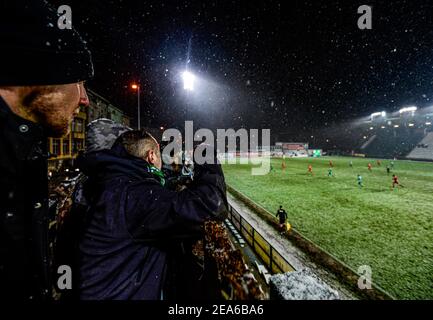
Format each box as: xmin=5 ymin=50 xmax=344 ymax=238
xmin=147 ymin=150 xmax=155 ymax=165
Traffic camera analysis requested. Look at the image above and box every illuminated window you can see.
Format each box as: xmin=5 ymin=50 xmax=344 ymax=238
xmin=52 ymin=139 xmax=60 ymax=156
xmin=74 ymin=119 xmax=84 ymax=133
xmin=73 ymin=140 xmax=84 ymax=153
xmin=63 ymin=140 xmax=70 ymax=155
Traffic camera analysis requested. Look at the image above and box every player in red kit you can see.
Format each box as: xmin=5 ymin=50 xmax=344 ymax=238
xmin=329 ymin=160 xmax=334 ymax=167
xmin=392 ymin=174 xmax=403 ymax=189
xmin=368 ymin=163 xmax=372 ymax=172
xmin=308 ymin=164 xmax=314 ymax=176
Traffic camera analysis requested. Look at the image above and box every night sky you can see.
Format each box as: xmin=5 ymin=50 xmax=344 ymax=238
xmin=49 ymin=0 xmax=433 ymax=143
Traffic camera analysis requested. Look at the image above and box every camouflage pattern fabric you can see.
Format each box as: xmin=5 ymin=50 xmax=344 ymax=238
xmin=85 ymin=118 xmax=132 ymax=153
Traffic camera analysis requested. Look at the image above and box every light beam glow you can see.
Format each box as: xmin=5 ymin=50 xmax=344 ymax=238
xmin=371 ymin=111 xmax=386 ymax=119
xmin=182 ymin=71 xmax=195 ymax=91
xmin=399 ymin=106 xmax=417 ymax=114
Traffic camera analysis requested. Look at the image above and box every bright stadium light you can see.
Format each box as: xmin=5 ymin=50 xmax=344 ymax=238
xmin=381 ymin=126 xmax=386 ymax=129
xmin=426 ymin=122 xmax=432 ymax=125
xmin=369 ymin=127 xmax=374 ymax=130
xmin=399 ymin=106 xmax=417 ymax=114
xmin=408 ymin=123 xmax=415 ymax=127
xmin=371 ymin=111 xmax=386 ymax=120
xmin=182 ymin=71 xmax=195 ymax=91
xmin=394 ymin=124 xmax=400 ymax=128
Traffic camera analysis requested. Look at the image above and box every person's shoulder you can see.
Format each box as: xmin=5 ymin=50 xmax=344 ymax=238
xmin=125 ymin=180 xmax=180 ymax=214
xmin=124 ymin=177 xmax=163 ymax=192
xmin=134 ymin=177 xmax=176 ymax=195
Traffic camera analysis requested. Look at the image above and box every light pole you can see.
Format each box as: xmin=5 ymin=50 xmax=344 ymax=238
xmin=181 ymin=71 xmax=195 ymax=164
xmin=182 ymin=71 xmax=194 ymax=120
xmin=131 ymin=83 xmax=140 ymax=129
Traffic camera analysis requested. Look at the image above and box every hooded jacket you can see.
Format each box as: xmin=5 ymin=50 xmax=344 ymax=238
xmin=77 ymin=141 xmax=227 ymax=300
xmin=0 ymin=96 xmax=51 ymax=300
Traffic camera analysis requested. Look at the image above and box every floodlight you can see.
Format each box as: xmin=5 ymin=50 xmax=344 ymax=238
xmin=399 ymin=106 xmax=417 ymax=114
xmin=182 ymin=71 xmax=195 ymax=91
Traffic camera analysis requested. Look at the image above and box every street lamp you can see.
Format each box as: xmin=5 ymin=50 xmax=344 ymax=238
xmin=131 ymin=83 xmax=140 ymax=129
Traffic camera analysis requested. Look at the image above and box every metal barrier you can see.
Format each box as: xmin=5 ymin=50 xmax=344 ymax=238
xmin=227 ymin=203 xmax=295 ymax=275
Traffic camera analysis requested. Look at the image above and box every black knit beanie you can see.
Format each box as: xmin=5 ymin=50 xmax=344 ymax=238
xmin=0 ymin=0 xmax=94 ymax=86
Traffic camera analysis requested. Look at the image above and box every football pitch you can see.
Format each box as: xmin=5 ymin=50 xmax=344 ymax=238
xmin=222 ymin=156 xmax=433 ymax=299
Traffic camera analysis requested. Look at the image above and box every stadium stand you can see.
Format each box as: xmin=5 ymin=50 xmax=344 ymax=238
xmin=360 ymin=127 xmax=424 ymax=158
xmin=407 ymin=132 xmax=433 ymax=160
xmin=360 ymin=135 xmax=376 ymax=150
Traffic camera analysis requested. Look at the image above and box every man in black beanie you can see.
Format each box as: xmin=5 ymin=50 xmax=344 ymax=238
xmin=0 ymin=0 xmax=94 ymax=300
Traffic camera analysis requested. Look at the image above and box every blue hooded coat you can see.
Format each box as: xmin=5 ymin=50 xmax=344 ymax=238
xmin=76 ymin=141 xmax=227 ymax=300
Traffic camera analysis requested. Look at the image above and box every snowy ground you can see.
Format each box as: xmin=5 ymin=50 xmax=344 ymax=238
xmin=227 ymin=193 xmax=360 ymax=300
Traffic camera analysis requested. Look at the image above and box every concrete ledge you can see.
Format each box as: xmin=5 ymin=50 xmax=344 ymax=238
xmin=270 ymin=269 xmax=340 ymax=300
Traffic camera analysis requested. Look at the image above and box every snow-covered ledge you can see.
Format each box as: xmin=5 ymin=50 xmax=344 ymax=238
xmin=270 ymin=269 xmax=340 ymax=300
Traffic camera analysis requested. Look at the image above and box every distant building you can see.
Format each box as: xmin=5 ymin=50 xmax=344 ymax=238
xmin=47 ymin=105 xmax=87 ymax=171
xmin=122 ymin=115 xmax=131 ymax=128
xmin=108 ymin=104 xmax=125 ymax=125
xmin=86 ymin=89 xmax=131 ymax=126
xmin=48 ymin=89 xmax=131 ymax=171
xmin=87 ymin=90 xmax=109 ymax=121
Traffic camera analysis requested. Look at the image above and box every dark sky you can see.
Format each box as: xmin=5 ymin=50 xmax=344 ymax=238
xmin=50 ymin=0 xmax=433 ymax=140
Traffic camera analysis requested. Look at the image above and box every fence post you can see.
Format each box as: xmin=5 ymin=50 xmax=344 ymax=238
xmin=269 ymin=246 xmax=273 ymax=272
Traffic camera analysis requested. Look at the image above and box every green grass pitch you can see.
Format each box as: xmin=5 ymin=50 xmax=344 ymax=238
xmin=222 ymin=156 xmax=433 ymax=299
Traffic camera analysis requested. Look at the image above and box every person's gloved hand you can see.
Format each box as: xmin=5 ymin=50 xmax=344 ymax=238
xmin=192 ymin=143 xmax=223 ymax=178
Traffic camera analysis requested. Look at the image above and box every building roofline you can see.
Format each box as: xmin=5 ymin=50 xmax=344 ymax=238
xmin=87 ymin=88 xmax=111 ymax=105
xmin=87 ymin=88 xmax=130 ymax=118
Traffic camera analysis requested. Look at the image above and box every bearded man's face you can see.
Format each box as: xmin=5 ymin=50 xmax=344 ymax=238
xmin=26 ymin=82 xmax=89 ymax=137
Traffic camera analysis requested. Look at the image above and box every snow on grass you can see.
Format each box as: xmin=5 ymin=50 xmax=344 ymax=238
xmin=223 ymin=156 xmax=433 ymax=299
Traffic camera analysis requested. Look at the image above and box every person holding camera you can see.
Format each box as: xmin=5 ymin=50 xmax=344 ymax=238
xmin=76 ymin=129 xmax=228 ymax=300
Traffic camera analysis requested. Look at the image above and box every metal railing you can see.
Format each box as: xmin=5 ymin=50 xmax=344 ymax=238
xmin=227 ymin=203 xmax=295 ymax=275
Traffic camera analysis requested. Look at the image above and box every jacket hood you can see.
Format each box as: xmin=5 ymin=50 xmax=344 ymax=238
xmin=85 ymin=118 xmax=131 ymax=153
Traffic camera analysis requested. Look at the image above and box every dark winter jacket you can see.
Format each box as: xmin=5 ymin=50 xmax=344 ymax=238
xmin=0 ymin=96 xmax=51 ymax=300
xmin=276 ymin=209 xmax=287 ymax=224
xmin=77 ymin=141 xmax=227 ymax=300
